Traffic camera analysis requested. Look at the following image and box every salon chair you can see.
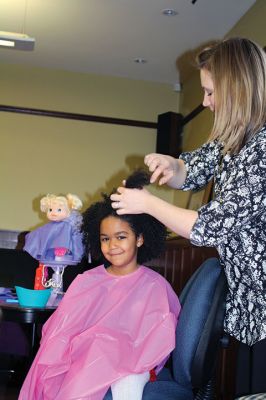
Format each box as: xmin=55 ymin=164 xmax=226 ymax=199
xmin=104 ymin=257 xmax=228 ymax=400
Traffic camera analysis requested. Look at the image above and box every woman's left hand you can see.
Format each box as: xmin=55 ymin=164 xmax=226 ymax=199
xmin=110 ymin=187 xmax=151 ymax=215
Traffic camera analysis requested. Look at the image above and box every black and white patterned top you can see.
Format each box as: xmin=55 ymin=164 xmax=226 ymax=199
xmin=179 ymin=126 xmax=266 ymax=346
xmin=236 ymin=394 xmax=266 ymax=400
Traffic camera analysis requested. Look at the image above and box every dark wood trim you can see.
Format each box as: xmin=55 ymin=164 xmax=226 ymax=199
xmin=0 ymin=103 xmax=205 ymax=130
xmin=0 ymin=104 xmax=157 ymax=130
xmin=156 ymin=112 xmax=183 ymax=157
xmin=182 ymin=104 xmax=205 ymax=126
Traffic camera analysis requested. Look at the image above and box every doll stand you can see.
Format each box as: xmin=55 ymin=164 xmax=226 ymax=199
xmin=40 ymin=259 xmax=78 ymax=306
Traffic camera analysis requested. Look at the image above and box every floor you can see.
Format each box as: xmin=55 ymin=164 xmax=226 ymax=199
xmin=0 ymin=356 xmax=26 ymax=400
xmin=0 ymin=385 xmax=20 ymax=400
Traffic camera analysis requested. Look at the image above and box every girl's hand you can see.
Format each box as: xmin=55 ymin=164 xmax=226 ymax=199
xmin=144 ymin=153 xmax=180 ymax=186
xmin=110 ymin=187 xmax=151 ymax=215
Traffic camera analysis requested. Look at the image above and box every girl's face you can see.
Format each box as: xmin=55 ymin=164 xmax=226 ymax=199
xmin=100 ymin=215 xmax=143 ymax=275
xmin=47 ymin=200 xmax=70 ymax=222
xmin=200 ymin=68 xmax=215 ymax=112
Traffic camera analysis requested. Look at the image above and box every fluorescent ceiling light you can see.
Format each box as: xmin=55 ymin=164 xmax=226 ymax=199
xmin=0 ymin=31 xmax=35 ymax=51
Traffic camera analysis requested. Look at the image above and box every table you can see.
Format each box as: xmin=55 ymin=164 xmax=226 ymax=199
xmin=0 ymin=301 xmax=56 ymax=360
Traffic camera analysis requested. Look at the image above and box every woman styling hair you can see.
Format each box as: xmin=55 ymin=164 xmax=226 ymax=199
xmin=111 ymin=37 xmax=266 ymax=394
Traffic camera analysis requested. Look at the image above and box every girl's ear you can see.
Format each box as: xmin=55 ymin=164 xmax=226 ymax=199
xmin=136 ymin=235 xmax=144 ymax=247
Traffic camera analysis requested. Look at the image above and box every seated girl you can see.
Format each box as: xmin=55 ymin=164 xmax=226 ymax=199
xmin=19 ymin=170 xmax=181 ymax=400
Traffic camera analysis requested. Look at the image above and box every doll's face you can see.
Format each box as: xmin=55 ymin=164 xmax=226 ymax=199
xmin=46 ymin=200 xmax=70 ymax=222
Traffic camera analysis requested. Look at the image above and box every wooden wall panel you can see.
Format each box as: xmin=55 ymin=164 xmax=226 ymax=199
xmin=145 ymin=237 xmax=218 ymax=295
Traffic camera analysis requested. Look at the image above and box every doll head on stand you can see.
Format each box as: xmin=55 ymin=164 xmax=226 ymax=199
xmin=24 ymin=193 xmax=84 ymax=263
xmin=41 ymin=194 xmax=83 ymax=222
xmin=24 ymin=193 xmax=84 ymax=296
xmin=37 ymin=193 xmax=83 ymax=260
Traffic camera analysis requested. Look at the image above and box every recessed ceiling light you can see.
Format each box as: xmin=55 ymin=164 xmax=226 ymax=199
xmin=134 ymin=58 xmax=147 ymax=64
xmin=162 ymin=9 xmax=178 ymax=16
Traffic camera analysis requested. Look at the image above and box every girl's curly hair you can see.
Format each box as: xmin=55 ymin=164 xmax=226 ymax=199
xmin=82 ymin=169 xmax=168 ymax=265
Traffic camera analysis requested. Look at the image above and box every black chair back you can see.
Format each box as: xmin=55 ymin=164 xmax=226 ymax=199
xmin=172 ymin=258 xmax=227 ymax=394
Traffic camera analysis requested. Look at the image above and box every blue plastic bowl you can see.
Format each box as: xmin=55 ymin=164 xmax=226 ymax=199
xmin=15 ymin=286 xmax=52 ymax=308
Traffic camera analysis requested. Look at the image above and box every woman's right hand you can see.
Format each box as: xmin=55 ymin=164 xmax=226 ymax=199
xmin=144 ymin=153 xmax=183 ymax=187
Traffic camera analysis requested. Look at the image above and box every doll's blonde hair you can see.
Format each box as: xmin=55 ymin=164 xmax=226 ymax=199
xmin=40 ymin=194 xmax=83 ymax=213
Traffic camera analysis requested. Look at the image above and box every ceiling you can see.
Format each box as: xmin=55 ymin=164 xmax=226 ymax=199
xmin=0 ymin=0 xmax=256 ymax=86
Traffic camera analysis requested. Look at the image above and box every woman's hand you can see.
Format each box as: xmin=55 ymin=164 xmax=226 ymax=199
xmin=144 ymin=153 xmax=185 ymax=187
xmin=111 ymin=184 xmax=198 ymax=239
xmin=110 ymin=187 xmax=151 ymax=215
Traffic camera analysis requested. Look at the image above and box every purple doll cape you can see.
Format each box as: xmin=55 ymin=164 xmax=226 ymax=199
xmin=19 ymin=265 xmax=181 ymax=400
xmin=24 ymin=211 xmax=84 ymax=263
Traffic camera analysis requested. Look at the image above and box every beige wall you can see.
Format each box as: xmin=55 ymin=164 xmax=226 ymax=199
xmin=0 ymin=64 xmax=179 ymax=230
xmin=225 ymin=0 xmax=266 ymax=41
xmin=1 ymin=0 xmax=265 ymax=231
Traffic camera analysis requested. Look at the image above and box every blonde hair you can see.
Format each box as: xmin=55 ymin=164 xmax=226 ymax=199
xmin=40 ymin=194 xmax=83 ymax=213
xmin=196 ymin=37 xmax=266 ymax=154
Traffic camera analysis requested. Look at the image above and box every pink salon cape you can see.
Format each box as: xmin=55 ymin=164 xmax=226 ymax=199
xmin=19 ymin=265 xmax=181 ymax=400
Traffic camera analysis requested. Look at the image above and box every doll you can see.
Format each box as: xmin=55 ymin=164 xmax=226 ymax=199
xmin=24 ymin=194 xmax=84 ymax=265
